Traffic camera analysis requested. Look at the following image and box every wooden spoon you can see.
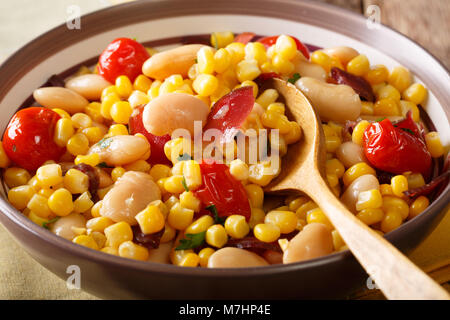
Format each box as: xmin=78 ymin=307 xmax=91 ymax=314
xmin=265 ymin=78 xmax=449 ymax=300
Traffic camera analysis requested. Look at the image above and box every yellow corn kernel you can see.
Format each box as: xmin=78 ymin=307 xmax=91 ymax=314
xmin=264 ymin=210 xmax=298 ymax=234
xmin=311 ymin=50 xmax=332 ymax=73
xmin=73 ymin=191 xmax=94 ymax=213
xmin=74 ymin=153 xmax=100 ymax=167
xmin=90 ymin=200 xmax=102 ymax=218
xmin=206 ymin=224 xmax=228 ymax=248
xmin=8 ymin=185 xmax=35 ymax=210
xmin=198 ymin=247 xmax=215 ymax=267
xmin=101 ymin=246 xmax=118 ymax=255
xmin=403 ymin=83 xmax=427 ymax=105
xmin=168 ymin=202 xmax=194 ymax=230
xmin=407 ymin=173 xmax=425 ymax=189
xmin=28 ymin=211 xmax=50 ymax=227
xmin=170 ymin=248 xmax=194 ymax=265
xmin=332 ymin=230 xmax=345 ymax=250
xmin=148 ymin=80 xmax=161 ymax=99
xmin=306 ymin=208 xmax=333 ymax=230
xmin=382 ymin=196 xmax=409 ymax=220
xmin=248 ymin=207 xmax=265 ymax=229
xmin=244 ymin=184 xmax=264 ymax=208
xmin=110 ymin=101 xmax=132 ymax=125
xmin=261 ymin=111 xmax=291 ymax=134
xmin=324 ymin=135 xmax=342 ymax=153
xmin=101 ymin=93 xmax=120 ymax=120
xmin=254 ymin=223 xmax=280 ymax=243
xmin=248 ymin=161 xmax=279 ymax=187
xmin=84 ymin=102 xmax=103 ymax=123
xmin=381 ymin=210 xmax=403 ymax=233
xmin=101 ymin=85 xmax=119 ymax=100
xmin=229 ymin=159 xmax=249 ymax=181
xmin=63 ymin=168 xmax=89 ymax=194
xmin=133 ymin=74 xmax=152 ymax=92
xmin=236 ymin=59 xmax=261 ymax=82
xmin=326 ymin=173 xmax=339 ymax=188
xmin=27 ymin=194 xmax=52 ymax=218
xmin=128 ymin=90 xmax=150 ymax=108
xmin=185 ymin=215 xmax=214 ymax=234
xmin=135 ymin=205 xmax=165 ymax=235
xmin=115 ymin=75 xmax=133 ymax=98
xmin=352 ymin=120 xmax=371 ymax=146
xmin=278 ymin=239 xmax=290 ymax=252
xmin=388 ymin=66 xmax=411 ymax=92
xmin=48 ymin=188 xmax=74 ymax=216
xmin=97 ymin=185 xmax=113 ymax=200
xmin=118 ymin=241 xmax=149 ymax=261
xmin=256 ymin=89 xmax=279 ymax=108
xmin=180 ymin=191 xmax=201 ymax=212
xmin=4 ymin=167 xmax=31 ymax=188
xmin=284 ymin=121 xmax=302 ymax=145
xmin=295 ymin=200 xmax=318 ymax=220
xmin=73 ymin=235 xmax=99 ymax=250
xmin=266 ymin=102 xmax=285 ymax=115
xmin=347 ymin=54 xmax=370 ymax=76
xmin=149 ymin=164 xmax=171 ymax=181
xmin=157 ymin=178 xmax=168 ymax=195
xmin=226 ymin=42 xmax=245 ymax=65
xmin=326 ymin=158 xmax=345 ymax=178
xmin=409 ymin=196 xmax=429 ymax=219
xmin=240 ymin=80 xmax=258 ymax=97
xmin=106 ymin=124 xmax=127 ymax=137
xmin=104 ymin=221 xmax=133 ymax=248
xmin=373 ymin=98 xmax=401 ymax=116
xmin=67 ymin=133 xmax=89 ymax=156
xmin=365 ymin=65 xmax=389 ymax=85
xmin=245 ymin=42 xmax=267 ymax=65
xmin=81 ymin=127 xmax=104 ymax=144
xmin=110 ymin=167 xmax=125 ymax=182
xmin=361 ymin=101 xmax=374 ymax=115
xmin=356 ymin=189 xmax=383 ymax=211
xmin=274 ymin=35 xmax=297 ymax=60
xmin=380 ymin=184 xmax=394 ymax=196
xmin=213 ymin=48 xmax=231 ymax=74
xmin=86 ymin=216 xmax=114 ymax=233
xmin=287 ymin=197 xmax=309 ymax=212
xmin=36 ymin=164 xmax=62 ymax=189
xmin=399 ymin=100 xmax=420 ymax=122
xmin=356 ymin=208 xmax=384 ymax=225
xmin=54 ymin=118 xmax=75 ymax=147
xmin=176 ymin=252 xmax=199 ymax=267
xmin=197 ymin=46 xmax=215 ymax=74
xmin=164 ymin=175 xmax=185 ymax=194
xmin=261 ymin=61 xmax=276 ymax=73
xmin=159 ymin=223 xmax=176 ymax=243
xmin=52 ymin=108 xmax=71 ymax=119
xmin=343 ymin=162 xmax=376 ymax=187
xmin=90 ymin=231 xmax=107 ymax=249
xmin=187 ymin=63 xmax=199 ymax=80
xmin=377 ymin=84 xmax=401 ymax=101
xmin=192 ymin=74 xmax=219 ymax=97
xmin=224 ymin=215 xmax=250 ymax=239
xmin=71 ymin=113 xmax=92 ymax=130
xmin=124 ymin=160 xmax=151 ymax=173
xmin=424 ymin=132 xmax=444 ymax=158
xmin=0 ymin=142 xmax=10 ymax=168
xmin=211 ymin=31 xmax=234 ymax=49
xmin=391 ymin=175 xmax=408 ymax=197
xmin=272 ymin=54 xmax=295 ymax=75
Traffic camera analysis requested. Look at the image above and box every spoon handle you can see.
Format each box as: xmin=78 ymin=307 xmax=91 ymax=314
xmin=307 ymin=176 xmax=449 ymax=300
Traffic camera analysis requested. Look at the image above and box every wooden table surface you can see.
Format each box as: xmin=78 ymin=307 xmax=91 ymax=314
xmin=319 ymin=0 xmax=450 ymax=69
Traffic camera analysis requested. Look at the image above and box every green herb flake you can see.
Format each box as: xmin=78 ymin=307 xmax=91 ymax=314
xmin=175 ymin=231 xmax=206 ymax=250
xmin=42 ymin=217 xmax=60 ymax=230
xmin=97 ymin=162 xmax=113 ymax=168
xmin=375 ymin=117 xmax=387 ymax=122
xmin=287 ymin=73 xmax=301 ymax=84
xmin=98 ymin=138 xmax=112 ymax=149
xmin=194 ymin=58 xmax=198 ymax=63
xmin=206 ymin=204 xmax=225 ymax=225
xmin=400 ymin=128 xmax=415 ymax=135
xmin=212 ymin=33 xmax=219 ymax=50
xmin=182 ymin=176 xmax=189 ymax=192
xmin=177 ymin=153 xmax=192 ymax=161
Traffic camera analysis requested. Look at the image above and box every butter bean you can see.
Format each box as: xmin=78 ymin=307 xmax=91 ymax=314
xmin=142 ymin=93 xmax=209 ymax=136
xmin=100 ymin=171 xmax=161 ymax=225
xmin=323 ymin=46 xmax=360 ymax=66
xmin=283 ymin=223 xmax=333 ymax=264
xmin=50 ymin=213 xmax=86 ymax=241
xmin=65 ymin=74 xmax=111 ymax=101
xmin=296 ymin=77 xmax=361 ymax=122
xmin=292 ymin=52 xmax=326 ymax=81
xmin=207 ymin=247 xmax=269 ymax=268
xmin=33 ymin=87 xmax=89 ymax=114
xmin=147 ymin=242 xmax=173 ymax=264
xmin=88 ymin=135 xmax=150 ymax=166
xmin=341 ymin=174 xmax=379 ymax=213
xmin=142 ymin=44 xmax=206 ymax=80
xmin=336 ymin=141 xmax=367 ymax=168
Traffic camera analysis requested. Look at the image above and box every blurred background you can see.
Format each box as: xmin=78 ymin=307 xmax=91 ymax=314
xmin=0 ymin=0 xmax=449 ymax=69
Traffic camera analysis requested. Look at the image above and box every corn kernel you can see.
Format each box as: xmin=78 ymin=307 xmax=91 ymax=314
xmin=264 ymin=210 xmax=298 ymax=234
xmin=347 ymin=54 xmax=370 ymax=76
xmin=332 ymin=230 xmax=345 ymax=250
xmin=224 ymin=215 xmax=250 ymax=239
xmin=356 ymin=189 xmax=383 ymax=211
xmin=255 ymin=89 xmax=279 ymax=108
xmin=391 ymin=175 xmax=408 ymax=197
xmin=90 ymin=200 xmax=102 ymax=218
xmin=365 ymin=65 xmax=389 ymax=85
xmin=275 ymin=35 xmax=297 ymax=60
xmin=382 ymin=196 xmax=409 ymax=220
xmin=148 ymin=80 xmax=161 ymax=99
xmin=36 ymin=164 xmax=62 ymax=188
xmin=71 ymin=113 xmax=92 ymax=130
xmin=388 ymin=66 xmax=411 ymax=92
xmin=67 ymin=133 xmax=89 ymax=156
xmin=373 ymin=98 xmax=401 ymax=116
xmin=74 ymin=153 xmax=100 ymax=167
xmin=226 ymin=42 xmax=245 ymax=65
xmin=425 ymin=132 xmax=444 ymax=158
xmin=254 ymin=223 xmax=280 ymax=243
xmin=86 ymin=216 xmax=114 ymax=233
xmin=27 ymin=194 xmax=52 ymax=218
xmin=149 ymin=164 xmax=171 ymax=181
xmin=284 ymin=121 xmax=303 ymax=144
xmin=248 ymin=207 xmax=265 ymax=229
xmin=361 ymin=101 xmax=374 ymax=115
xmin=160 ymin=223 xmax=176 ymax=243
xmin=64 ymin=168 xmax=89 ymax=194
xmin=211 ymin=31 xmax=234 ymax=49
xmin=110 ymin=167 xmax=125 ymax=182
xmin=229 ymin=159 xmax=249 ymax=181
xmin=409 ymin=196 xmax=429 ymax=219
xmin=4 ymin=167 xmax=31 ymax=188
xmin=176 ymin=252 xmax=199 ymax=267
xmin=164 ymin=175 xmax=185 ymax=194
xmin=101 ymin=85 xmax=119 ymax=100
xmin=180 ymin=191 xmax=201 ymax=212
xmin=240 ymin=80 xmax=258 ymax=97
xmin=54 ymin=118 xmax=75 ymax=148
xmin=326 ymin=158 xmax=345 ymax=178
xmin=124 ymin=159 xmax=151 ymax=173
xmin=295 ymin=200 xmax=318 ymax=220
xmin=343 ymin=162 xmax=376 ymax=187
xmin=8 ymin=185 xmax=35 ymax=210
xmin=28 ymin=211 xmax=50 ymax=227
xmin=272 ymin=54 xmax=294 ymax=75
xmin=407 ymin=173 xmax=425 ymax=189
xmin=128 ymin=90 xmax=150 ymax=108
xmin=380 ymin=184 xmax=394 ymax=196
xmin=168 ymin=202 xmax=194 ymax=230
xmin=0 ymin=142 xmax=10 ymax=168
xmin=197 ymin=46 xmax=215 ymax=74
xmin=101 ymin=246 xmax=118 ymax=255
xmin=244 ymin=184 xmax=264 ymax=208
xmin=101 ymin=93 xmax=120 ymax=120
xmin=352 ymin=120 xmax=370 ymax=146
xmin=48 ymin=188 xmax=74 ymax=216
xmin=213 ymin=48 xmax=232 ymax=74
xmin=90 ymin=231 xmax=107 ymax=249
xmin=135 ymin=205 xmax=165 ymax=235
xmin=97 ymin=185 xmax=113 ymax=200
xmin=185 ymin=215 xmax=214 ymax=234
xmin=357 ymin=208 xmax=384 ymax=225
xmin=248 ymin=161 xmax=279 ymax=187
xmin=133 ymin=74 xmax=152 ymax=92
xmin=81 ymin=127 xmax=104 ymax=144
xmin=306 ymin=208 xmax=333 ymax=230
xmin=192 ymin=74 xmax=219 ymax=96
xmin=245 ymin=42 xmax=267 ymax=65
xmin=377 ymin=84 xmax=401 ymax=101
xmin=403 ymin=83 xmax=427 ymax=105
xmin=104 ymin=221 xmax=133 ymax=248
xmin=109 ymin=101 xmax=132 ymax=124
xmin=381 ymin=210 xmax=403 ymax=233
xmin=198 ymin=247 xmax=215 ymax=267
xmin=118 ymin=241 xmax=149 ymax=261
xmin=115 ymin=75 xmax=133 ymax=98
xmin=236 ymin=59 xmax=261 ymax=82
xmin=205 ymin=224 xmax=228 ymax=248
xmin=52 ymin=108 xmax=71 ymax=119
xmin=73 ymin=191 xmax=94 ymax=213
xmin=73 ymin=235 xmax=99 ymax=250
xmin=287 ymin=197 xmax=309 ymax=212
xmin=399 ymin=100 xmax=420 ymax=122
xmin=311 ymin=50 xmax=332 ymax=73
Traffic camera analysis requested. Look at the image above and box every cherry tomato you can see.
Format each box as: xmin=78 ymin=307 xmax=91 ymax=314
xmin=363 ymin=117 xmax=431 ymax=176
xmin=3 ymin=107 xmax=65 ymax=171
xmin=97 ymin=38 xmax=150 ymax=83
xmin=258 ymin=35 xmax=310 ymax=59
xmin=203 ymin=86 xmax=255 ymax=142
xmin=128 ymin=105 xmax=171 ymax=165
xmin=233 ymin=32 xmax=256 ymax=44
xmin=194 ymin=159 xmax=251 ymax=221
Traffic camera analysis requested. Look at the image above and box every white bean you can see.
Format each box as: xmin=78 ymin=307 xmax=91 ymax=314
xmin=88 ymin=135 xmax=150 ymax=166
xmin=33 ymin=87 xmax=89 ymax=114
xmin=336 ymin=141 xmax=368 ymax=168
xmin=340 ymin=174 xmax=379 ymax=213
xmin=142 ymin=44 xmax=206 ymax=80
xmin=322 ymin=46 xmax=359 ymax=66
xmin=142 ymin=93 xmax=209 ymax=136
xmin=65 ymin=74 xmax=111 ymax=101
xmin=95 ymin=167 xmax=114 ymax=188
xmin=147 ymin=242 xmax=173 ymax=264
xmin=100 ymin=171 xmax=161 ymax=225
xmin=207 ymin=247 xmax=269 ymax=268
xmin=295 ymin=77 xmax=361 ymax=122
xmin=292 ymin=52 xmax=326 ymax=81
xmin=283 ymin=223 xmax=333 ymax=264
xmin=50 ymin=213 xmax=86 ymax=241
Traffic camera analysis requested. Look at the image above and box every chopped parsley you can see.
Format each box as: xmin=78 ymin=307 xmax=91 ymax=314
xmin=98 ymin=137 xmax=112 ymax=149
xmin=177 ymin=153 xmax=192 ymax=161
xmin=287 ymin=73 xmax=301 ymax=84
xmin=182 ymin=176 xmax=189 ymax=192
xmin=375 ymin=117 xmax=386 ymax=122
xmin=97 ymin=162 xmax=113 ymax=168
xmin=206 ymin=204 xmax=225 ymax=225
xmin=42 ymin=217 xmax=60 ymax=230
xmin=175 ymin=231 xmax=206 ymax=250
xmin=400 ymin=128 xmax=415 ymax=135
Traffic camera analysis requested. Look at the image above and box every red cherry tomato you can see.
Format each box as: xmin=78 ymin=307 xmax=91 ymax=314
xmin=128 ymin=105 xmax=171 ymax=165
xmin=258 ymin=35 xmax=310 ymax=59
xmin=194 ymin=159 xmax=251 ymax=221
xmin=233 ymin=32 xmax=256 ymax=44
xmin=97 ymin=38 xmax=150 ymax=83
xmin=3 ymin=107 xmax=65 ymax=171
xmin=363 ymin=117 xmax=431 ymax=176
xmin=203 ymin=86 xmax=255 ymax=142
